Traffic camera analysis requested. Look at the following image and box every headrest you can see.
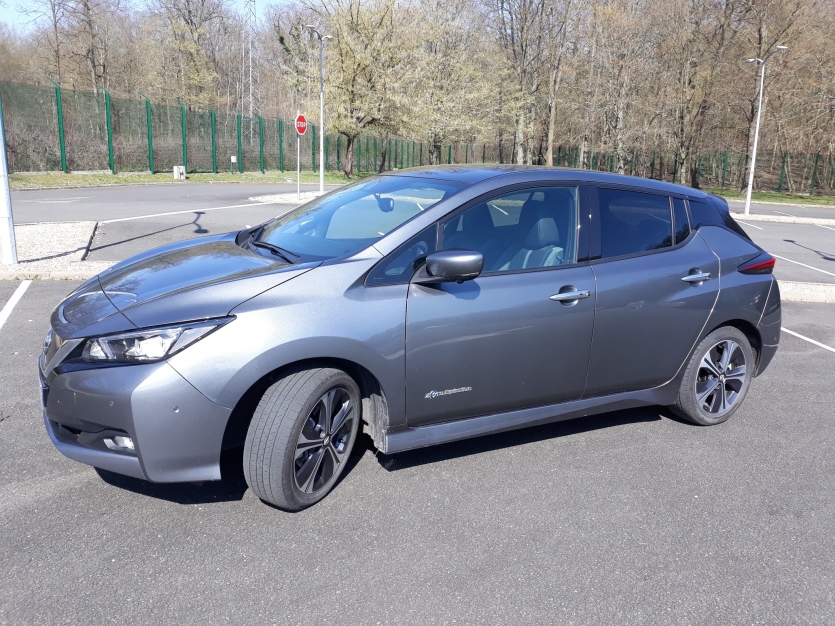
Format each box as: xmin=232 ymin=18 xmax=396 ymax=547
xmin=463 ymin=204 xmax=494 ymax=234
xmin=524 ymin=217 xmax=560 ymax=248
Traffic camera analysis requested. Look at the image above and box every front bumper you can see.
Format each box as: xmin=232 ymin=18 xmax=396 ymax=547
xmin=40 ymin=358 xmax=232 ymax=482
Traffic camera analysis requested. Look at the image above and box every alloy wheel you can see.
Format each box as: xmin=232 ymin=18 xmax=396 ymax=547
xmin=695 ymin=339 xmax=747 ymax=416
xmin=293 ymin=386 xmax=355 ymax=494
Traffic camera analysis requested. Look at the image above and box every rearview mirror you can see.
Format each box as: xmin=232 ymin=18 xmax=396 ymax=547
xmin=414 ymin=249 xmax=484 ymax=284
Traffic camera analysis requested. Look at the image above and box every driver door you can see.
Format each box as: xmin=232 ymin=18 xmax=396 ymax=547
xmin=405 ymin=185 xmax=596 ymax=427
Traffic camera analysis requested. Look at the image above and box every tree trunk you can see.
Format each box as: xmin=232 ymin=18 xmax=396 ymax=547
xmin=343 ymin=135 xmax=356 ymax=177
xmin=377 ymin=139 xmax=388 ymax=173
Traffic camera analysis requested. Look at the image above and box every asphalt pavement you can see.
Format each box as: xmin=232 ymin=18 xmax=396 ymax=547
xmin=1 ymin=281 xmax=834 ymax=624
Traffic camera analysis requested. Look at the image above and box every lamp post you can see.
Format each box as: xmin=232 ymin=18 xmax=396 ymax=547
xmin=306 ymin=25 xmax=333 ymax=195
xmin=743 ymin=45 xmax=787 ymax=216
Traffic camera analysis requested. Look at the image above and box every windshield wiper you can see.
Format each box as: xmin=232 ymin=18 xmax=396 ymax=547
xmin=250 ymin=240 xmax=299 ymax=264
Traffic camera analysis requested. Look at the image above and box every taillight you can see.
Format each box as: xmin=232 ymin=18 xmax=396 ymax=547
xmin=738 ymin=253 xmax=775 ymax=274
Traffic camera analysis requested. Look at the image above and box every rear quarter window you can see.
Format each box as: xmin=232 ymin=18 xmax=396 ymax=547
xmin=689 ymin=197 xmax=751 ymax=241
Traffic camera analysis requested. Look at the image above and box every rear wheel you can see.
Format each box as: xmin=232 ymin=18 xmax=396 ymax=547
xmin=244 ymin=368 xmax=360 ymax=510
xmin=670 ymin=326 xmax=754 ymax=426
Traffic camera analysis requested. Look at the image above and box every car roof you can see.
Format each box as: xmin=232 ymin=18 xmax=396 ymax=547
xmin=382 ymin=164 xmax=708 ymax=198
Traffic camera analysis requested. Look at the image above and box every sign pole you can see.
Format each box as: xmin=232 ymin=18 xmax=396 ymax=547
xmin=297 ymin=110 xmax=301 ymax=201
xmin=0 ymin=93 xmax=18 ymax=265
xmin=294 ymin=111 xmax=308 ymax=202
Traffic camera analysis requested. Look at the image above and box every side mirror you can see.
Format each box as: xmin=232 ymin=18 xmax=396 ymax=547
xmin=414 ymin=249 xmax=484 ymax=284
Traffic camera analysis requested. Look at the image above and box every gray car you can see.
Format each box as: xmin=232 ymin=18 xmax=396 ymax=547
xmin=39 ymin=166 xmax=781 ymax=510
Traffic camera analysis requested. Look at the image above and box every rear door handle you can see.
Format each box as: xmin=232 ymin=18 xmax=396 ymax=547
xmin=681 ymin=272 xmax=711 ymax=283
xmin=550 ymin=289 xmax=590 ymax=301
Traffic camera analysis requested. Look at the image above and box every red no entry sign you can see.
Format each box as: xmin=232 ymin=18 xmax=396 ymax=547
xmin=295 ymin=114 xmax=307 ymax=136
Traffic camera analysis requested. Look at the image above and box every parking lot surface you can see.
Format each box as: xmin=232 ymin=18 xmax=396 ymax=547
xmin=1 ymin=281 xmax=834 ymax=624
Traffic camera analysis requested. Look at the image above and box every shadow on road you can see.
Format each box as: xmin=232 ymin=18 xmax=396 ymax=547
xmin=95 ymin=446 xmax=250 ymax=505
xmin=89 ymin=211 xmax=210 ymax=255
xmin=94 ymin=408 xmax=680 ymax=505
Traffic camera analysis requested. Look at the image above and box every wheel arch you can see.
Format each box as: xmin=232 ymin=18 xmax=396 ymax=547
xmin=220 ymin=357 xmax=390 ymax=454
xmin=703 ymin=318 xmax=762 ymax=371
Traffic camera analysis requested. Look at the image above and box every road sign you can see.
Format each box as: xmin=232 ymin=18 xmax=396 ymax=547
xmin=295 ymin=114 xmax=307 ymax=136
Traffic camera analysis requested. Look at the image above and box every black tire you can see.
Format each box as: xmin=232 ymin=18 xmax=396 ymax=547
xmin=244 ymin=367 xmax=361 ymax=511
xmin=670 ymin=326 xmax=754 ymax=426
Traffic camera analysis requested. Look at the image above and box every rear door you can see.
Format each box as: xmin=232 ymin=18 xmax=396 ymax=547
xmin=584 ymin=187 xmax=720 ymax=397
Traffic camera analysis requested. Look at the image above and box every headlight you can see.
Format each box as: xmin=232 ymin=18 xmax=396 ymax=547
xmin=81 ymin=318 xmax=232 ymax=363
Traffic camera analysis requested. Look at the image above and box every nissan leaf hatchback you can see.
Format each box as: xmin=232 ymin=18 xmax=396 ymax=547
xmin=39 ymin=166 xmax=781 ymax=510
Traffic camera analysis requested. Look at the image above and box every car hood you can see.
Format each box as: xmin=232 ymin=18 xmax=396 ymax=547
xmin=52 ymin=233 xmax=317 ymax=338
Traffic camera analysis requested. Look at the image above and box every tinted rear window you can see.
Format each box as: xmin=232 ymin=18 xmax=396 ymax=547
xmin=598 ymin=188 xmax=673 ymax=258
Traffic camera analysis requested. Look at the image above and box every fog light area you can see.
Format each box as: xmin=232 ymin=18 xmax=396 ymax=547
xmin=104 ymin=436 xmax=135 ymax=451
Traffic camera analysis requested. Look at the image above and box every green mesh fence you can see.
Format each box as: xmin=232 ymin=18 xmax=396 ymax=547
xmin=0 ymin=81 xmax=61 ymax=172
xmin=151 ymin=103 xmax=182 ymax=173
xmin=62 ymin=88 xmax=109 ymax=171
xmin=111 ymin=95 xmax=148 ymax=171
xmin=2 ymin=79 xmax=835 ymax=195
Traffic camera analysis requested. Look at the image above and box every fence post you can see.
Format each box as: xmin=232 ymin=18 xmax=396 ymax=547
xmin=0 ymin=93 xmax=18 ymax=264
xmin=388 ymin=139 xmax=392 ymax=170
xmin=696 ymin=156 xmax=701 ymax=187
xmin=236 ymin=113 xmax=242 ymax=173
xmin=650 ymin=152 xmax=655 ymax=179
xmin=778 ymin=151 xmax=787 ymax=193
xmin=374 ymin=137 xmax=378 ymax=172
xmin=46 ymin=78 xmax=67 ymax=173
xmin=99 ymin=86 xmax=116 ymax=174
xmin=357 ymin=135 xmax=362 ymax=172
xmin=448 ymin=145 xmax=452 ymax=164
xmin=139 ymin=93 xmax=154 ymax=173
xmin=175 ymin=98 xmax=187 ymax=173
xmin=279 ymin=119 xmax=284 ymax=172
xmin=208 ymin=107 xmax=217 ymax=173
xmin=336 ymin=134 xmax=340 ymax=172
xmin=258 ymin=116 xmax=265 ymax=174
xmin=311 ymin=123 xmax=316 ymax=173
xmin=810 ymin=151 xmax=820 ymax=195
xmin=325 ymin=135 xmax=329 ymax=172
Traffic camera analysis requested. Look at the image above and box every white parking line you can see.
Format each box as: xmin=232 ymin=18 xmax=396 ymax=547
xmin=782 ymin=328 xmax=835 ymax=354
xmin=99 ymin=202 xmax=274 ymax=224
xmin=774 ymin=210 xmax=797 ymax=217
xmin=773 ymin=254 xmax=835 ymax=278
xmin=815 ymin=224 xmax=835 ymax=232
xmin=0 ymin=280 xmax=32 ymax=331
xmin=736 ymin=220 xmax=763 ymax=230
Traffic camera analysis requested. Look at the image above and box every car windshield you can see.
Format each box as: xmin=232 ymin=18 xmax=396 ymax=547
xmin=256 ymin=176 xmax=466 ymax=260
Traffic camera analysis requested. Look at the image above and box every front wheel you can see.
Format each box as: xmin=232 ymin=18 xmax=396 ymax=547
xmin=670 ymin=326 xmax=754 ymax=426
xmin=244 ymin=368 xmax=360 ymax=511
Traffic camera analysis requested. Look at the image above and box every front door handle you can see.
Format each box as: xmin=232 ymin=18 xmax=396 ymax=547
xmin=681 ymin=272 xmax=712 ymax=283
xmin=549 ymin=289 xmax=590 ymax=301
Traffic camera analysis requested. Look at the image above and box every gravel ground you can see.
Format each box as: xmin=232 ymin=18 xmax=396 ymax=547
xmin=1 ymin=222 xmax=113 ymax=277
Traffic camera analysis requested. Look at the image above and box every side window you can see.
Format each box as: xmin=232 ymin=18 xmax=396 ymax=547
xmin=673 ymin=198 xmax=691 ymax=243
xmin=688 ymin=198 xmax=722 ymax=229
xmin=598 ymin=188 xmax=672 ymax=259
xmin=441 ymin=186 xmax=579 ymax=272
xmin=366 ymin=225 xmax=436 ymax=285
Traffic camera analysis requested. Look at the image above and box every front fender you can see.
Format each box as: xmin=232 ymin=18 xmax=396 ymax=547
xmin=167 ymin=259 xmax=410 ymax=429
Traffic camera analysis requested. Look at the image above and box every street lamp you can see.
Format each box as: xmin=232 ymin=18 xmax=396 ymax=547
xmin=743 ymin=45 xmax=787 ymax=216
xmin=305 ymin=25 xmax=333 ymax=194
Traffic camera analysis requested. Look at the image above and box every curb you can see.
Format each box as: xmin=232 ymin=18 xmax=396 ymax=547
xmin=0 ymin=269 xmax=101 ymax=280
xmin=730 ymin=212 xmax=835 ymax=227
xmin=725 ymin=198 xmax=835 ymax=210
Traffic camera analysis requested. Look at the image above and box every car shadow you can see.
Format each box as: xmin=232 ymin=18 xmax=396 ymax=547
xmin=94 ymin=409 xmax=682 ymax=505
xmin=370 ymin=407 xmax=671 ymax=472
xmin=94 ymin=435 xmax=371 ymax=507
xmin=95 ymin=446 xmax=250 ymax=505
